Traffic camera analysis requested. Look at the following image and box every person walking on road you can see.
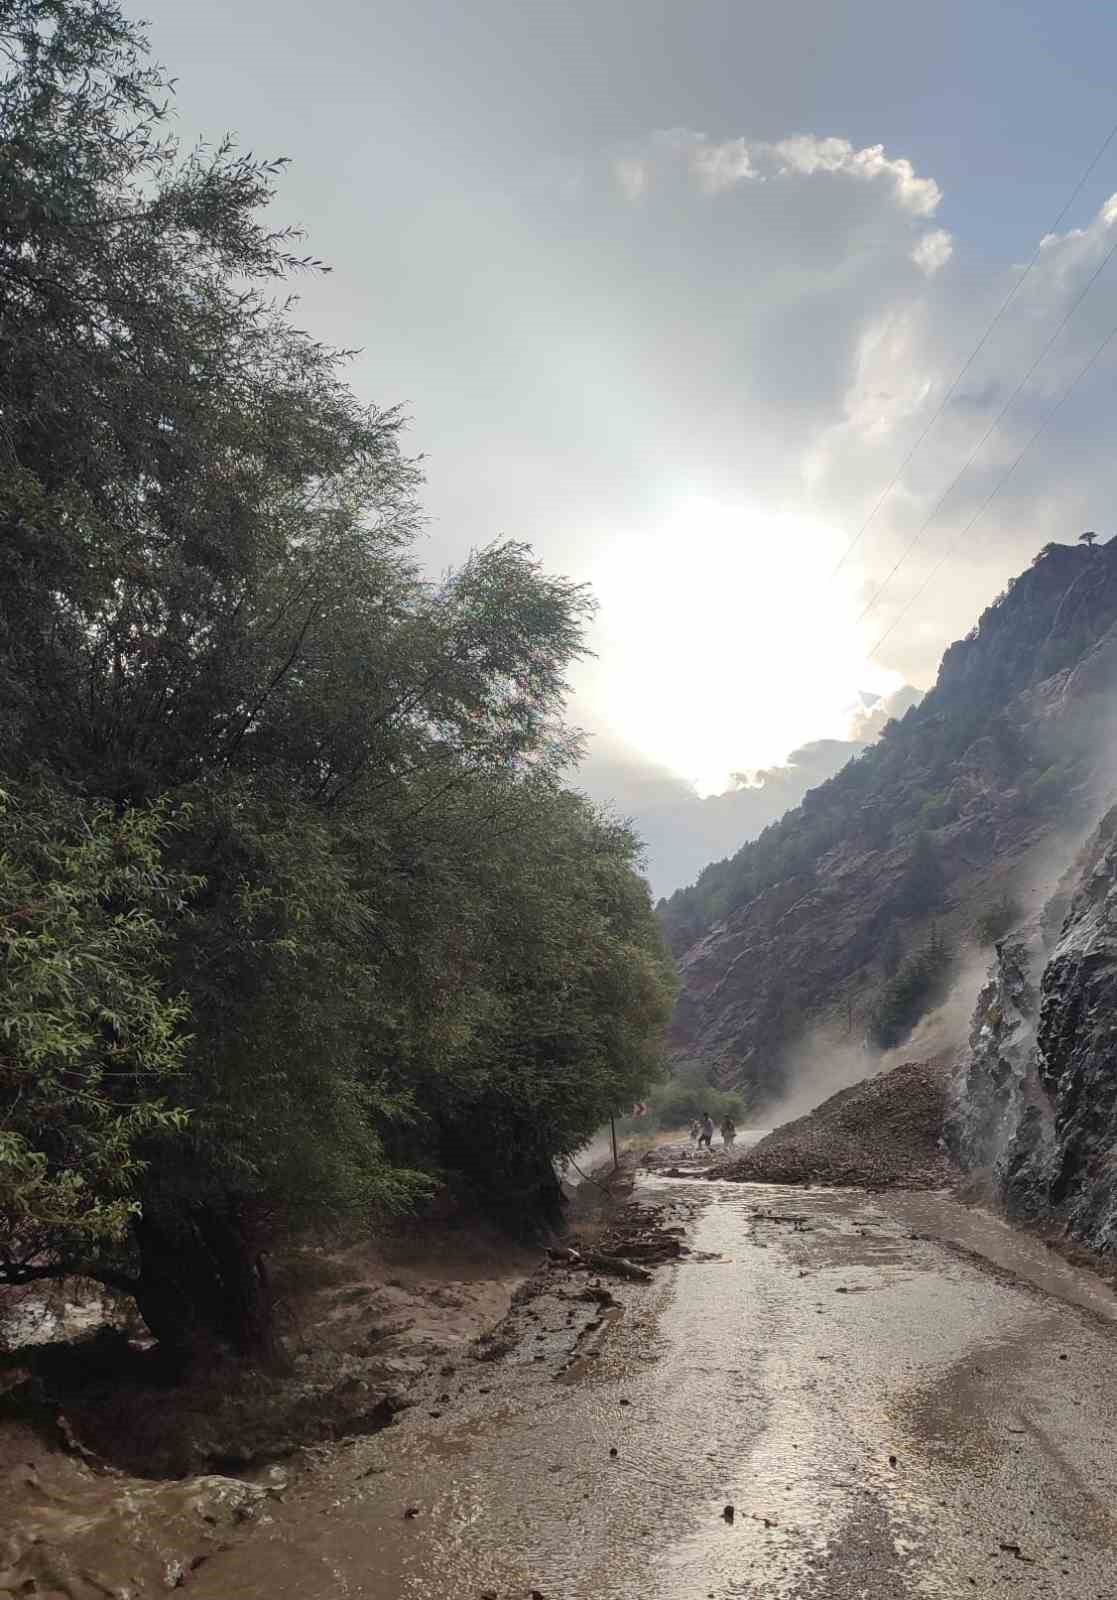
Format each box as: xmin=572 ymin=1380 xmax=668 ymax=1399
xmin=721 ymin=1114 xmax=737 ymax=1148
xmin=698 ymin=1113 xmax=715 ymax=1150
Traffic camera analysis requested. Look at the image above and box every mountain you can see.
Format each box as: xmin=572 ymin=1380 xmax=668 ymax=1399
xmin=576 ymin=701 xmax=919 ymax=901
xmin=664 ymin=539 xmax=1117 ymax=1106
xmin=948 ymin=805 xmax=1117 ymax=1253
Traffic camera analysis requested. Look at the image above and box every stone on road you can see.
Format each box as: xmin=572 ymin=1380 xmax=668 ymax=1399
xmin=189 ymin=1176 xmax=1117 ymax=1599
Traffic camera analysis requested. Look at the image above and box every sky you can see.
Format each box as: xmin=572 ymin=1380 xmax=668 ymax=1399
xmin=140 ymin=0 xmax=1117 ymax=888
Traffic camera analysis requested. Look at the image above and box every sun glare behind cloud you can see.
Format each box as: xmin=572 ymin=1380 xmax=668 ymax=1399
xmin=583 ymin=499 xmax=901 ymax=797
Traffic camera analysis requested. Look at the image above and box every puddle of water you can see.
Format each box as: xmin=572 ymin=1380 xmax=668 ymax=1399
xmin=885 ymin=1190 xmax=1117 ymax=1323
xmin=184 ymin=1179 xmax=1117 ymax=1600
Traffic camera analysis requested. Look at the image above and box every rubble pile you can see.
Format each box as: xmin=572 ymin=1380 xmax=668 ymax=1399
xmin=714 ymin=1060 xmax=954 ymax=1190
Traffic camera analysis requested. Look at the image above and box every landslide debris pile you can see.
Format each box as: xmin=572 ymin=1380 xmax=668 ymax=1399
xmin=716 ymin=1060 xmax=953 ymax=1189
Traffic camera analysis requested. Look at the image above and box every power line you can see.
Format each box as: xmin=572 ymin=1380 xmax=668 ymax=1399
xmin=855 ymin=225 xmax=1117 ymax=628
xmin=830 ymin=113 xmax=1117 ymax=579
xmin=867 ymin=313 xmax=1117 ymax=660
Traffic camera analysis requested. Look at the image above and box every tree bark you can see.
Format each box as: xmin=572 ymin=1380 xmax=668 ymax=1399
xmin=133 ymin=1197 xmax=275 ymax=1367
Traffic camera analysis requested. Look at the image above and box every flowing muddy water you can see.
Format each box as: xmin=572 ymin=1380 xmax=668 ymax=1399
xmin=187 ymin=1174 xmax=1117 ymax=1599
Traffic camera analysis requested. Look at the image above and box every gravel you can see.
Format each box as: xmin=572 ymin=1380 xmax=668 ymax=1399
xmin=715 ymin=1059 xmax=955 ymax=1190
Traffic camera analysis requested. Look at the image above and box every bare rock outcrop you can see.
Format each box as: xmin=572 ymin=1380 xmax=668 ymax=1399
xmin=948 ymin=808 xmax=1117 ymax=1251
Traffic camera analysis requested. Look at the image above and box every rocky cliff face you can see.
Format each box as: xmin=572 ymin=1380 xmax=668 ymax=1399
xmin=949 ymin=810 xmax=1117 ymax=1251
xmin=665 ymin=541 xmax=1117 ymax=1103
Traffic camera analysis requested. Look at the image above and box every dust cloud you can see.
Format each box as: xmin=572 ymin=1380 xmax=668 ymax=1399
xmin=562 ymin=1127 xmax=618 ymax=1187
xmin=761 ymin=809 xmax=1108 ymax=1132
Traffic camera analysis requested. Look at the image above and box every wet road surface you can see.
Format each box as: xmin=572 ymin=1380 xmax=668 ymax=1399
xmin=191 ymin=1177 xmax=1117 ymax=1599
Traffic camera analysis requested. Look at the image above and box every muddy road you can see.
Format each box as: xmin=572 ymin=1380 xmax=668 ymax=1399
xmin=189 ymin=1174 xmax=1117 ymax=1599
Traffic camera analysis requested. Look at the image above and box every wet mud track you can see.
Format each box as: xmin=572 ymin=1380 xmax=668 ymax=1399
xmin=189 ymin=1178 xmax=1117 ymax=1599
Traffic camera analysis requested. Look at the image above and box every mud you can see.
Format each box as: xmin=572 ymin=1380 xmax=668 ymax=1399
xmin=0 ymin=1423 xmax=270 ymax=1599
xmin=0 ymin=1226 xmax=539 ymax=1593
xmin=170 ymin=1175 xmax=1117 ymax=1599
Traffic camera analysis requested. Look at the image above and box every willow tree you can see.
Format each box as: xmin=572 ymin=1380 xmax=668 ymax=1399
xmin=0 ymin=783 xmax=193 ymax=1290
xmin=0 ymin=0 xmax=674 ymax=1360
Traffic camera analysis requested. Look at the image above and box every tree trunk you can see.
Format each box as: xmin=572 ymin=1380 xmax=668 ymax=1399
xmin=133 ymin=1196 xmax=275 ymax=1368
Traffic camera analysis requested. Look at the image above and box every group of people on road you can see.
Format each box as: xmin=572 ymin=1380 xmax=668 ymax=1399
xmin=689 ymin=1112 xmax=736 ymax=1149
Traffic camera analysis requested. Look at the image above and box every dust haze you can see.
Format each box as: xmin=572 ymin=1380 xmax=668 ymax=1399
xmin=760 ymin=799 xmax=1112 ymax=1133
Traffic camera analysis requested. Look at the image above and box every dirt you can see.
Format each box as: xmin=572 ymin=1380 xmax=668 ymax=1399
xmin=7 ymin=1144 xmax=1117 ymax=1597
xmin=708 ymin=1058 xmax=955 ymax=1190
xmin=179 ymin=1174 xmax=1117 ymax=1599
xmin=0 ymin=1217 xmax=540 ymax=1595
xmin=0 ymin=1219 xmax=538 ymax=1479
xmin=0 ymin=1421 xmax=271 ymax=1600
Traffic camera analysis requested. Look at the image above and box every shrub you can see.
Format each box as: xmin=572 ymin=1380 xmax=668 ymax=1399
xmin=975 ymin=895 xmax=1022 ymax=946
xmin=619 ymin=1062 xmax=747 ymax=1134
xmin=869 ymin=929 xmax=954 ymax=1051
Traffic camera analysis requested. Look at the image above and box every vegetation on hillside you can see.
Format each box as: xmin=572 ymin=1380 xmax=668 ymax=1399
xmin=974 ymin=894 xmax=1023 ymax=947
xmin=0 ymin=0 xmax=675 ymax=1359
xmin=659 ymin=547 xmax=1098 ymax=958
xmin=868 ymin=928 xmax=954 ymax=1051
xmin=617 ymin=1061 xmax=747 ymax=1136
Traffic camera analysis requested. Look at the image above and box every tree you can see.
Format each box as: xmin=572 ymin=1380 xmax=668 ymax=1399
xmin=975 ymin=894 xmax=1021 ymax=947
xmin=879 ymin=922 xmax=903 ymax=977
xmin=1079 ymin=531 xmax=1099 ymax=549
xmin=869 ymin=928 xmax=954 ymax=1050
xmin=351 ymin=778 xmax=676 ymax=1228
xmin=0 ymin=0 xmax=674 ymax=1357
xmin=0 ymin=782 xmax=193 ymax=1291
xmin=894 ymin=831 xmax=945 ymax=917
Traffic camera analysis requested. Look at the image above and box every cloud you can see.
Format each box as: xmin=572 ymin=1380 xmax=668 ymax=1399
xmin=612 ymin=154 xmax=650 ymax=202
xmin=846 ymin=685 xmax=924 ymax=741
xmin=689 ymin=136 xmax=760 ymax=194
xmin=578 ymin=691 xmax=921 ymax=898
xmin=767 ymin=135 xmax=942 ymax=215
xmin=612 ymin=127 xmax=942 ymax=216
xmin=911 ymin=227 xmax=954 ymax=275
xmin=364 ymin=113 xmax=1117 ymax=814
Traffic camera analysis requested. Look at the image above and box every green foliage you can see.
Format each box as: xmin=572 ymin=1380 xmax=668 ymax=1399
xmin=0 ymin=0 xmax=676 ymax=1335
xmin=386 ymin=786 xmax=676 ymax=1218
xmin=869 ymin=928 xmax=954 ymax=1051
xmin=1022 ymin=764 xmax=1066 ymax=816
xmin=914 ymin=790 xmax=956 ymax=831
xmin=660 ymin=544 xmax=1106 ymax=960
xmin=620 ymin=1062 xmax=745 ymax=1134
xmin=879 ymin=922 xmax=903 ymax=978
xmin=974 ymin=894 xmax=1022 ymax=947
xmin=893 ymin=831 xmax=945 ymax=917
xmin=0 ymin=782 xmax=194 ymax=1281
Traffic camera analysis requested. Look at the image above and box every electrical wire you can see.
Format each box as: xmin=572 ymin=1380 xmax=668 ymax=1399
xmin=867 ymin=315 xmax=1117 ymax=660
xmin=855 ymin=226 xmax=1117 ymax=627
xmin=830 ymin=114 xmax=1117 ymax=578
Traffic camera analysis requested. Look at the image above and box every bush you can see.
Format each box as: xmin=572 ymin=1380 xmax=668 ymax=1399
xmin=869 ymin=930 xmax=954 ymax=1051
xmin=893 ymin=832 xmax=945 ymax=916
xmin=619 ymin=1062 xmax=746 ymax=1134
xmin=1024 ymin=765 xmax=1063 ymax=815
xmin=975 ymin=895 xmax=1022 ymax=946
xmin=916 ymin=791 xmax=956 ymax=830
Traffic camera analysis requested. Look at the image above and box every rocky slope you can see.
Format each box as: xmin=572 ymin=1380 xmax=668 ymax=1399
xmin=949 ymin=807 xmax=1117 ymax=1251
xmin=664 ymin=539 xmax=1117 ymax=1104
